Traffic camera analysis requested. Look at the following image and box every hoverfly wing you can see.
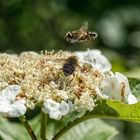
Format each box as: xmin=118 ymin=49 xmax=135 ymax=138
xmin=45 ymin=58 xmax=66 ymax=63
xmin=79 ymin=21 xmax=88 ymax=31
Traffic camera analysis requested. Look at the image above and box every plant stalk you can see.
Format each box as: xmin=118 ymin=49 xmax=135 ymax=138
xmin=40 ymin=110 xmax=47 ymax=140
xmin=19 ymin=116 xmax=37 ymax=140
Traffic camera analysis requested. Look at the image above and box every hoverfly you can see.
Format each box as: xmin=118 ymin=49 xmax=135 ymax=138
xmin=64 ymin=22 xmax=98 ymax=43
xmin=62 ymin=56 xmax=78 ymax=76
xmin=44 ymin=55 xmax=80 ymax=76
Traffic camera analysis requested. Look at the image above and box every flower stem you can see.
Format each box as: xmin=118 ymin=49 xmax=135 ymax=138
xmin=40 ymin=110 xmax=47 ymax=140
xmin=19 ymin=116 xmax=37 ymax=140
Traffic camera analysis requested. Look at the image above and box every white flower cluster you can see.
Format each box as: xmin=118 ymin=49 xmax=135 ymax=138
xmin=43 ymin=99 xmax=70 ymax=120
xmin=100 ymin=72 xmax=137 ymax=104
xmin=0 ymin=85 xmax=26 ymax=117
xmin=0 ymin=50 xmax=137 ymax=120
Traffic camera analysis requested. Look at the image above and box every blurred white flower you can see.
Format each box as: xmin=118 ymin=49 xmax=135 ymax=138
xmin=67 ymin=100 xmax=75 ymax=112
xmin=95 ymin=87 xmax=109 ymax=99
xmin=100 ymin=72 xmax=137 ymax=104
xmin=0 ymin=85 xmax=26 ymax=117
xmin=75 ymin=49 xmax=112 ymax=72
xmin=43 ymin=99 xmax=69 ymax=120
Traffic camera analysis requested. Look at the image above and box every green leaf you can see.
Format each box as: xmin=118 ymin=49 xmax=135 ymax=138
xmin=0 ymin=117 xmax=30 ymax=140
xmin=129 ymin=78 xmax=140 ymax=99
xmin=86 ymin=100 xmax=140 ymax=123
xmin=59 ymin=119 xmax=118 ymax=140
xmin=0 ymin=115 xmax=41 ymax=140
xmin=52 ymin=100 xmax=140 ymax=139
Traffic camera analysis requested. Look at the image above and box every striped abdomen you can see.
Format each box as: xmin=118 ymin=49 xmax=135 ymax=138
xmin=63 ymin=61 xmax=76 ymax=76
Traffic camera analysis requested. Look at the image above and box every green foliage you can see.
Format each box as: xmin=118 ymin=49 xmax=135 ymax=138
xmin=129 ymin=78 xmax=140 ymax=99
xmin=86 ymin=100 xmax=140 ymax=123
xmin=59 ymin=119 xmax=118 ymax=140
xmin=0 ymin=117 xmax=30 ymax=140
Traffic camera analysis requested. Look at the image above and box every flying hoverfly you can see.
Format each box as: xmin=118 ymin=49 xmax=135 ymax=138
xmin=64 ymin=22 xmax=98 ymax=43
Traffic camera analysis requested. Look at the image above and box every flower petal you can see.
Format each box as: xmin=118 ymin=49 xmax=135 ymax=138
xmin=115 ymin=72 xmax=137 ymax=104
xmin=43 ymin=99 xmax=62 ymax=120
xmin=43 ymin=99 xmax=70 ymax=120
xmin=115 ymin=72 xmax=131 ymax=95
xmin=75 ymin=49 xmax=112 ymax=72
xmin=0 ymin=101 xmax=11 ymax=117
xmin=59 ymin=101 xmax=69 ymax=115
xmin=100 ymin=72 xmax=138 ymax=104
xmin=8 ymin=99 xmax=26 ymax=117
xmin=0 ymin=85 xmax=21 ymax=101
xmin=43 ymin=99 xmax=60 ymax=113
xmin=100 ymin=75 xmax=120 ymax=99
xmin=127 ymin=93 xmax=138 ymax=104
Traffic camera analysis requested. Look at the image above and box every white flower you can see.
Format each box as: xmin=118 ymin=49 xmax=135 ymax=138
xmin=0 ymin=85 xmax=26 ymax=117
xmin=43 ymin=99 xmax=69 ymax=120
xmin=75 ymin=49 xmax=112 ymax=72
xmin=95 ymin=87 xmax=109 ymax=99
xmin=100 ymin=72 xmax=137 ymax=104
xmin=116 ymin=72 xmax=137 ymax=104
xmin=67 ymin=100 xmax=75 ymax=112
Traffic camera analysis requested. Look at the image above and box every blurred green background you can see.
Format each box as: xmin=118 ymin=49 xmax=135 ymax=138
xmin=0 ymin=0 xmax=140 ymax=75
xmin=0 ymin=0 xmax=140 ymax=140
